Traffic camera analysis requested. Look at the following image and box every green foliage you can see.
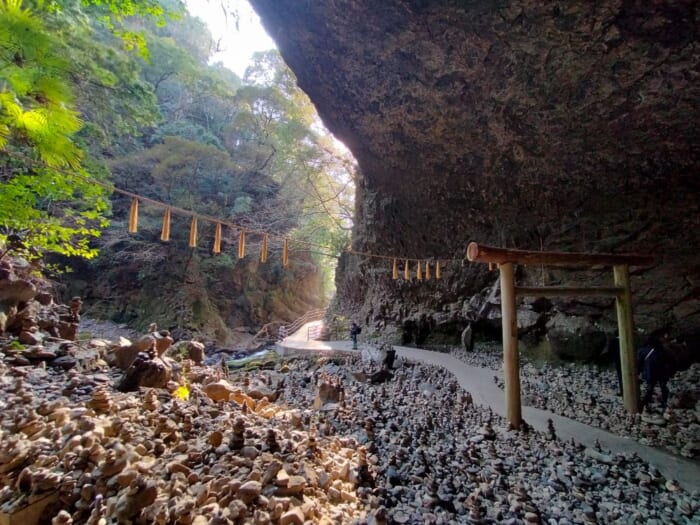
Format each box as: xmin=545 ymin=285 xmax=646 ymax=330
xmin=9 ymin=339 xmax=26 ymax=351
xmin=0 ymin=0 xmax=82 ymax=166
xmin=69 ymin=37 xmax=160 ymax=150
xmin=232 ymin=195 xmax=252 ymax=215
xmin=231 ymin=51 xmax=355 ymax=292
xmin=77 ymin=0 xmax=181 ymax=59
xmin=29 ymin=0 xmax=162 ymax=151
xmin=109 ymin=136 xmax=247 ymax=213
xmin=201 ymin=252 xmax=233 ymax=271
xmin=81 ymin=0 xmax=167 ymax=19
xmin=149 ymin=120 xmax=223 ymax=149
xmin=0 ymin=0 xmax=110 ymax=259
xmin=0 ymin=0 xmax=355 ymax=335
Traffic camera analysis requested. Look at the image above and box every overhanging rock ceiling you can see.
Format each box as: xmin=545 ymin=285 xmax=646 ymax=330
xmin=250 ymin=0 xmax=700 ymax=340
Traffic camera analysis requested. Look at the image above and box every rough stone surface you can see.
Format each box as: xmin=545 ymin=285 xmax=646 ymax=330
xmin=116 ymin=353 xmax=172 ymax=392
xmin=0 ymin=258 xmax=83 ymax=349
xmin=279 ymin=507 xmax=304 ymax=525
xmin=0 ymin=278 xmax=37 ymax=305
xmin=1 ymin=349 xmax=696 ymax=524
xmin=250 ymin=0 xmax=700 ymax=351
xmin=171 ymin=340 xmax=205 ymax=364
xmin=546 ymin=312 xmax=608 ymax=361
xmin=203 ymin=379 xmax=237 ymax=402
xmin=108 ymin=338 xmax=153 ymax=371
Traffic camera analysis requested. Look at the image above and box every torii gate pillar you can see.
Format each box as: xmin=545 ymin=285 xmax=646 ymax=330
xmin=499 ymin=262 xmax=522 ymax=428
xmin=614 ymin=265 xmax=641 ymax=413
xmin=467 ymin=242 xmax=650 ymax=429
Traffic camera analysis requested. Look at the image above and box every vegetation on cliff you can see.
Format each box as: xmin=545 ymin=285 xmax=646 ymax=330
xmin=0 ymin=0 xmax=355 ymax=342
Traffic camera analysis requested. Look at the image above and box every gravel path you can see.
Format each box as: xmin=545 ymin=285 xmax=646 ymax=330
xmin=450 ymin=344 xmax=699 ymax=460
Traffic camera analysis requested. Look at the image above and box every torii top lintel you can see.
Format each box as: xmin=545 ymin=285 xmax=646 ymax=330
xmin=466 ymin=242 xmax=655 ymax=268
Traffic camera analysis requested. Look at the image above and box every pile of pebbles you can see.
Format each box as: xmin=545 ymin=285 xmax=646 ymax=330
xmin=0 ymin=342 xmax=697 ymax=524
xmin=451 ymin=345 xmax=700 ymax=459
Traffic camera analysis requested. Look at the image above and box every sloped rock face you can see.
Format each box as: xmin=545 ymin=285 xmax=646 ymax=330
xmin=58 ymin=236 xmax=324 ymax=346
xmin=251 ymin=0 xmax=700 ymax=349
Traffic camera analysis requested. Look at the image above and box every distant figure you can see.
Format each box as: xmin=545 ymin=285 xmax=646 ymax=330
xmin=637 ymin=332 xmax=673 ymax=411
xmin=462 ymin=323 xmax=474 ymax=352
xmin=350 ymin=322 xmax=361 ymax=350
xmin=278 ymin=325 xmax=288 ymax=341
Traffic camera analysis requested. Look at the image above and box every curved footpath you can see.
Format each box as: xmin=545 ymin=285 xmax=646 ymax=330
xmin=276 ymin=335 xmax=700 ymax=494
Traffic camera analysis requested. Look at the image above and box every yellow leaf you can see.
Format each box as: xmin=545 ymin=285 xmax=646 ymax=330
xmin=173 ymin=385 xmax=190 ymax=400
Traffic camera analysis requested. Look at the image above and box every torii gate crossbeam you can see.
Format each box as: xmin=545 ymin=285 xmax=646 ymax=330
xmin=466 ymin=242 xmax=655 ymax=429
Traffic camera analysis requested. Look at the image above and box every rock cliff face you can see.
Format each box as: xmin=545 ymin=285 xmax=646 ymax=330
xmin=251 ymin=0 xmax=699 ymax=355
xmin=59 ymin=231 xmax=323 ymax=346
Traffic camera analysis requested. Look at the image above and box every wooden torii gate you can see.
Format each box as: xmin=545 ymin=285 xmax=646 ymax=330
xmin=466 ymin=242 xmax=655 ymax=429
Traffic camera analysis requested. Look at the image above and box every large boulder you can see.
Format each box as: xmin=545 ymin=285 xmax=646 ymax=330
xmin=517 ymin=308 xmax=544 ymax=333
xmin=0 ymin=278 xmax=37 ymax=306
xmin=545 ymin=312 xmax=608 ymax=362
xmin=154 ymin=330 xmax=174 ymax=357
xmin=171 ymin=340 xmax=205 ymax=364
xmin=116 ymin=353 xmax=172 ymax=392
xmin=108 ymin=336 xmax=156 ymax=370
xmin=313 ymin=382 xmax=343 ymax=409
xmin=0 ymin=260 xmax=103 ymax=355
xmin=203 ymin=380 xmax=238 ymax=402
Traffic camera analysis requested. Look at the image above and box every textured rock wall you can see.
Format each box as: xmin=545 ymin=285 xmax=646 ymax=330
xmin=251 ymin=0 xmax=700 ymax=351
xmin=58 ymin=239 xmax=323 ymax=346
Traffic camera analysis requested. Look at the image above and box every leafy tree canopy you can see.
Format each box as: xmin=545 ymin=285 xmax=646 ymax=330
xmin=1 ymin=0 xmax=355 ymax=301
xmin=0 ymin=0 xmax=176 ymax=260
xmin=0 ymin=0 xmax=110 ymax=259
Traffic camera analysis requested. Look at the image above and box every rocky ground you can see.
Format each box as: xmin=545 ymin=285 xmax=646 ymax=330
xmin=77 ymin=319 xmax=140 ymax=343
xmin=0 ymin=331 xmax=698 ymax=524
xmin=451 ymin=344 xmax=700 ymax=460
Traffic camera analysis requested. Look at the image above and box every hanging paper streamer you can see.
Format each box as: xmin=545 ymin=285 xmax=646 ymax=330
xmin=128 ymin=198 xmax=139 ymax=233
xmin=189 ymin=216 xmax=198 ymax=248
xmin=28 ymin=172 xmax=476 ymax=278
xmin=404 ymin=260 xmax=409 ymax=280
xmin=392 ymin=258 xmax=398 ymax=280
xmin=416 ymin=261 xmax=423 ymax=280
xmin=282 ymin=238 xmax=289 ymax=267
xmin=261 ymin=233 xmax=268 ymax=263
xmin=238 ymin=230 xmax=246 ymax=259
xmin=160 ymin=208 xmax=171 ymax=242
xmin=213 ymin=223 xmax=222 ymax=254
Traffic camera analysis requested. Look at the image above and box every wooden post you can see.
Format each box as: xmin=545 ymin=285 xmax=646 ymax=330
xmin=499 ymin=262 xmax=521 ymax=428
xmin=467 ymin=241 xmax=652 ymax=418
xmin=467 ymin=242 xmax=654 ymax=267
xmin=614 ymin=265 xmax=640 ymax=413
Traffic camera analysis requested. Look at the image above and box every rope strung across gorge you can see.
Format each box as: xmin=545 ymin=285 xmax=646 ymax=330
xmin=343 ymin=247 xmax=474 ymax=281
xmin=5 ymin=152 xmax=472 ymax=277
xmin=344 ymin=247 xmax=465 ymax=264
xmin=115 ymin=183 xmax=473 ymax=279
xmin=3 ymin=151 xmax=332 ymax=265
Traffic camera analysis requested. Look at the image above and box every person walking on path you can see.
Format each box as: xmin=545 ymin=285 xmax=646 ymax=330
xmin=637 ymin=332 xmax=673 ymax=411
xmin=350 ymin=322 xmax=361 ymax=350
